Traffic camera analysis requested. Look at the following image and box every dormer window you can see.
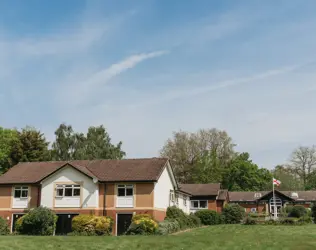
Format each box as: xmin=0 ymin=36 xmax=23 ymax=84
xmin=291 ymin=192 xmax=298 ymax=198
xmin=254 ymin=193 xmax=261 ymax=198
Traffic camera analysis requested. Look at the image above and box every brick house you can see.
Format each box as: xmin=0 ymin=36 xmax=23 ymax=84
xmin=0 ymin=158 xmax=190 ymax=235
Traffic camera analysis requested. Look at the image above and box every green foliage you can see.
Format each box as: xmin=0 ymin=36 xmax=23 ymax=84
xmin=222 ymin=153 xmax=272 ymax=191
xmin=131 ymin=214 xmax=153 ymax=222
xmin=166 ymin=206 xmax=200 ymax=230
xmin=242 ymin=216 xmax=257 ymax=225
xmin=72 ymin=215 xmax=113 ymax=236
xmin=16 ymin=207 xmax=57 ymax=235
xmin=126 ymin=217 xmax=158 ymax=235
xmin=188 ymin=213 xmax=201 ymax=227
xmin=248 ymin=213 xmax=266 ymax=218
xmin=52 ymin=123 xmax=125 ymax=161
xmin=222 ymin=204 xmax=245 ymax=224
xmin=298 ymin=214 xmax=312 ymax=224
xmin=156 ymin=220 xmax=180 ymax=235
xmin=288 ymin=206 xmax=306 ymax=218
xmin=0 ymin=127 xmax=20 ymax=173
xmin=195 ymin=210 xmax=221 ymax=225
xmin=0 ymin=216 xmax=9 ymax=235
xmin=311 ymin=203 xmax=316 ymax=223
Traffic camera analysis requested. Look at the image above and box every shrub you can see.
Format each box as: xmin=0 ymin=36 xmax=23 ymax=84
xmin=280 ymin=217 xmax=299 ymax=225
xmin=242 ymin=216 xmax=257 ymax=225
xmin=126 ymin=217 xmax=158 ymax=235
xmin=195 ymin=210 xmax=221 ymax=225
xmin=0 ymin=217 xmax=9 ymax=235
xmin=248 ymin=213 xmax=266 ymax=218
xmin=132 ymin=214 xmax=153 ymax=222
xmin=16 ymin=207 xmax=57 ymax=235
xmin=285 ymin=206 xmax=293 ymax=214
xmin=156 ymin=219 xmax=180 ymax=235
xmin=188 ymin=213 xmax=201 ymax=227
xmin=166 ymin=206 xmax=197 ymax=230
xmin=72 ymin=215 xmax=113 ymax=236
xmin=311 ymin=203 xmax=316 ymax=223
xmin=222 ymin=204 xmax=245 ymax=224
xmin=298 ymin=214 xmax=312 ymax=224
xmin=289 ymin=206 xmax=306 ymax=218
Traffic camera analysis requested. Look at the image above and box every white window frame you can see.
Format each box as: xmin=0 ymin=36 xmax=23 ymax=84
xmin=117 ymin=184 xmax=134 ymax=197
xmin=250 ymin=208 xmax=257 ymax=213
xmin=55 ymin=184 xmax=80 ymax=198
xmin=191 ymin=200 xmax=208 ymax=209
xmin=170 ymin=190 xmax=175 ymax=203
xmin=183 ymin=196 xmax=187 ymax=206
xmin=14 ymin=186 xmax=29 ymax=199
xmin=175 ymin=193 xmax=179 ymax=205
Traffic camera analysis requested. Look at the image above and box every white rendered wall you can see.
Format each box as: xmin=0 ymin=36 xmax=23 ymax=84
xmin=154 ymin=164 xmax=174 ymax=209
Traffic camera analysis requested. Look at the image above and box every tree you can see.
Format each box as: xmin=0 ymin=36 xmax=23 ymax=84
xmin=0 ymin=127 xmax=20 ymax=173
xmin=271 ymin=165 xmax=304 ymax=191
xmin=221 ymin=152 xmax=272 ymax=191
xmin=160 ymin=128 xmax=236 ymax=183
xmin=11 ymin=127 xmax=50 ymax=163
xmin=288 ymin=146 xmax=316 ymax=187
xmin=51 ymin=123 xmax=125 ymax=161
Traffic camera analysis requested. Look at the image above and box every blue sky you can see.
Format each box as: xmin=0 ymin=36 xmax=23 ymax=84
xmin=1 ymin=0 xmax=316 ymax=169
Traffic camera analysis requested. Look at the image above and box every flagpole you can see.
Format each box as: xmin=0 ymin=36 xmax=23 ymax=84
xmin=272 ymin=177 xmax=276 ymax=220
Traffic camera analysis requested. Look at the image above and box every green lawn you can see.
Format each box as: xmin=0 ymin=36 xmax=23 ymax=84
xmin=2 ymin=225 xmax=316 ymax=250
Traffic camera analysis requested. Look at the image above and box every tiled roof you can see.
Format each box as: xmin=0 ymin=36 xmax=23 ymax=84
xmin=0 ymin=158 xmax=169 ymax=184
xmin=179 ymin=183 xmax=221 ymax=196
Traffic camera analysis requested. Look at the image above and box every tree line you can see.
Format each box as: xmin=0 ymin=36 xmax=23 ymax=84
xmin=1 ymin=125 xmax=315 ymax=191
xmin=0 ymin=124 xmax=124 ymax=173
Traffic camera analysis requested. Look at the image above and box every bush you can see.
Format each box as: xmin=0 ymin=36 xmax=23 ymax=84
xmin=166 ymin=206 xmax=199 ymax=230
xmin=132 ymin=214 xmax=153 ymax=222
xmin=16 ymin=207 xmax=57 ymax=235
xmin=242 ymin=216 xmax=257 ymax=225
xmin=156 ymin=219 xmax=180 ymax=235
xmin=126 ymin=217 xmax=158 ymax=235
xmin=222 ymin=204 xmax=245 ymax=224
xmin=289 ymin=206 xmax=306 ymax=218
xmin=195 ymin=210 xmax=221 ymax=225
xmin=311 ymin=203 xmax=316 ymax=223
xmin=298 ymin=214 xmax=312 ymax=224
xmin=72 ymin=215 xmax=113 ymax=236
xmin=67 ymin=231 xmax=97 ymax=236
xmin=0 ymin=217 xmax=9 ymax=235
xmin=188 ymin=213 xmax=201 ymax=227
xmin=248 ymin=213 xmax=266 ymax=218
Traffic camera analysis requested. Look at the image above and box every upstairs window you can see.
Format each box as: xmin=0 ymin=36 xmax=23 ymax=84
xmin=14 ymin=186 xmax=28 ymax=199
xmin=117 ymin=184 xmax=133 ymax=197
xmin=56 ymin=184 xmax=80 ymax=197
xmin=254 ymin=193 xmax=262 ymax=198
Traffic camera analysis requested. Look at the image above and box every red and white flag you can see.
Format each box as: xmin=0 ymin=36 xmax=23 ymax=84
xmin=273 ymin=178 xmax=281 ymax=186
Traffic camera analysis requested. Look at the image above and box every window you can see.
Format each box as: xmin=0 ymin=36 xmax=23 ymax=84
xmin=191 ymin=200 xmax=208 ymax=209
xmin=254 ymin=193 xmax=262 ymax=198
xmin=56 ymin=184 xmax=80 ymax=197
xmin=117 ymin=185 xmax=133 ymax=197
xmin=250 ymin=208 xmax=257 ymax=213
xmin=175 ymin=194 xmax=179 ymax=205
xmin=170 ymin=190 xmax=175 ymax=202
xmin=183 ymin=196 xmax=187 ymax=206
xmin=14 ymin=187 xmax=28 ymax=198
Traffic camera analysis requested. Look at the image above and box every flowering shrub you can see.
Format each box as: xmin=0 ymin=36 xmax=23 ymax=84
xmin=72 ymin=215 xmax=113 ymax=236
xmin=126 ymin=216 xmax=158 ymax=235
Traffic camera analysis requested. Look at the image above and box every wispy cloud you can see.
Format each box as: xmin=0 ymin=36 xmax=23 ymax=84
xmin=60 ymin=50 xmax=168 ymax=107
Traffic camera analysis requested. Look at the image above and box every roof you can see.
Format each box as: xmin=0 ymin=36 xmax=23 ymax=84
xmin=217 ymin=189 xmax=228 ymax=200
xmin=0 ymin=158 xmax=169 ymax=184
xmin=179 ymin=183 xmax=221 ymax=196
xmin=229 ymin=190 xmax=316 ymax=202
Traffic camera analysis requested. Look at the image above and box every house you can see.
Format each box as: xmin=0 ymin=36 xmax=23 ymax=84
xmin=229 ymin=190 xmax=316 ymax=216
xmin=0 ymin=158 xmax=183 ymax=235
xmin=178 ymin=184 xmax=228 ymax=213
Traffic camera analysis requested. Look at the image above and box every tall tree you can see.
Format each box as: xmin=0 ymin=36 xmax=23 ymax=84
xmin=11 ymin=127 xmax=50 ymax=163
xmin=0 ymin=127 xmax=20 ymax=173
xmin=221 ymin=152 xmax=272 ymax=191
xmin=288 ymin=146 xmax=316 ymax=187
xmin=271 ymin=165 xmax=304 ymax=191
xmin=160 ymin=128 xmax=236 ymax=183
xmin=51 ymin=124 xmax=125 ymax=161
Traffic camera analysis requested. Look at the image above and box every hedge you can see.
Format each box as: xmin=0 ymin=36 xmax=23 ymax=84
xmin=0 ymin=217 xmax=9 ymax=235
xmin=289 ymin=206 xmax=306 ymax=218
xmin=165 ymin=206 xmax=200 ymax=230
xmin=72 ymin=215 xmax=113 ymax=236
xmin=15 ymin=207 xmax=57 ymax=235
xmin=195 ymin=210 xmax=221 ymax=225
xmin=156 ymin=219 xmax=180 ymax=235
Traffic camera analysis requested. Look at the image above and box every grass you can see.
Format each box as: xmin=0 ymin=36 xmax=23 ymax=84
xmin=2 ymin=225 xmax=316 ymax=250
